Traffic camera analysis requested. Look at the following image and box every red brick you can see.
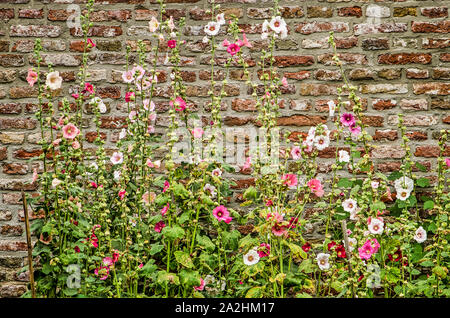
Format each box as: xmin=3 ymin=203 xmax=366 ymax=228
xmin=421 ymin=7 xmax=448 ymax=18
xmin=378 ymin=53 xmax=432 ymax=65
xmin=273 ymin=55 xmax=314 ymax=67
xmin=337 ymin=7 xmax=362 ymax=17
xmin=18 ymin=8 xmax=43 ymax=19
xmin=412 ymin=21 xmax=450 ymax=33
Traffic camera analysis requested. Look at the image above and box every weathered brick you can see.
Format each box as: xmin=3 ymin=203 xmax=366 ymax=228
xmin=406 ymin=68 xmax=429 ymax=79
xmin=277 ymin=115 xmax=327 ymax=126
xmin=433 ymin=68 xmax=450 ymax=80
xmin=318 ymin=53 xmax=367 ymax=65
xmin=393 ymin=7 xmax=417 ymax=17
xmin=307 ymin=6 xmax=333 ymax=18
xmin=371 ymin=145 xmax=406 ymax=159
xmin=0 ymin=54 xmax=24 ymax=67
xmin=378 ymin=53 xmax=432 ymax=65
xmin=421 ymin=7 xmax=448 ymax=18
xmin=413 ymin=83 xmax=450 ymax=95
xmin=373 ymin=99 xmax=397 ymax=111
xmin=360 ymin=84 xmax=408 ymax=94
xmin=399 ymin=99 xmax=428 ymax=111
xmin=0 ymin=132 xmax=25 ymax=144
xmin=362 ymin=38 xmax=389 ymax=50
xmin=295 ymin=22 xmax=349 ymax=34
xmin=18 ymin=8 xmax=43 ymax=19
xmin=0 ymin=225 xmax=23 ymax=236
xmin=387 ymin=115 xmax=437 ymax=126
xmin=412 ymin=21 xmax=450 ymax=33
xmin=337 ymin=6 xmax=362 ymax=17
xmin=354 ymin=23 xmax=407 ymax=35
xmin=0 ymin=9 xmax=14 ymax=21
xmin=273 ymin=55 xmax=314 ymax=67
xmin=10 ymin=25 xmax=62 ymax=37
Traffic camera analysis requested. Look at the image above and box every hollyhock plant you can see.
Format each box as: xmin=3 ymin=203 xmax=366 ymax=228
xmin=154 ymin=221 xmax=166 ymax=233
xmin=414 ymin=226 xmax=427 ymax=243
xmin=257 ymin=243 xmax=270 ymax=258
xmin=290 ymin=146 xmax=301 ymax=160
xmin=317 ymin=253 xmax=331 ymax=270
xmin=110 ymin=152 xmax=124 ymax=165
xmin=167 ymin=39 xmax=177 ymax=49
xmin=243 ymin=248 xmax=260 ymax=266
xmin=122 ymin=70 xmax=134 ymax=83
xmin=192 ymin=127 xmax=204 ymax=138
xmin=226 ymin=43 xmax=241 ymax=56
xmin=307 ymin=178 xmax=324 ymax=197
xmin=193 ymin=278 xmax=205 ymax=291
xmin=170 ymin=96 xmax=186 ymax=111
xmin=368 ymin=217 xmax=384 ymax=235
xmin=94 ymin=266 xmax=110 ymax=280
xmin=45 ymin=71 xmax=62 ymax=90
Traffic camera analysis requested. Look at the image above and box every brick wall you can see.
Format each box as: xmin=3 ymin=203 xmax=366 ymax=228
xmin=0 ymin=0 xmax=449 ymax=297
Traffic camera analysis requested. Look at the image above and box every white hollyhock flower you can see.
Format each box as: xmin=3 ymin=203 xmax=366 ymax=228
xmin=328 ymin=100 xmax=336 ymax=117
xmin=46 ymin=71 xmax=62 ymax=90
xmin=243 ymin=248 xmax=260 ymax=266
xmin=368 ymin=218 xmax=384 ymax=235
xmin=262 ymin=20 xmax=270 ymax=33
xmin=90 ymin=97 xmax=106 ymax=113
xmin=342 ymin=198 xmax=357 ymax=213
xmin=269 ymin=16 xmax=287 ymax=34
xmin=203 ymin=183 xmax=217 ymax=198
xmin=149 ymin=17 xmax=159 ymax=33
xmin=204 ymin=21 xmax=220 ymax=36
xmin=394 ymin=176 xmax=414 ymax=193
xmin=414 ymin=226 xmax=427 ymax=243
xmin=119 ymin=128 xmax=127 ymax=140
xmin=371 ymin=181 xmax=379 ymax=189
xmin=167 ymin=16 xmax=175 ymax=31
xmin=212 ymin=168 xmax=222 ymax=177
xmin=349 ymin=208 xmax=360 ymax=221
xmin=110 ymin=151 xmax=124 ymax=165
xmin=52 ymin=178 xmax=63 ymax=188
xmin=397 ymin=188 xmax=411 ymax=201
xmin=338 ymin=150 xmax=350 ymax=163
xmin=113 ymin=170 xmax=121 ymax=182
xmin=343 ymin=237 xmax=357 ymax=252
xmin=216 ymin=13 xmax=225 ymax=25
xmin=316 ymin=253 xmax=330 ymax=270
xmin=314 ymin=134 xmax=330 ymax=150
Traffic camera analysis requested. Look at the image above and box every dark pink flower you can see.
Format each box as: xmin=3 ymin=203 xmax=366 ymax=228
xmin=167 ymin=39 xmax=177 ymax=49
xmin=349 ymin=124 xmax=361 ymax=136
xmin=94 ymin=266 xmax=110 ymax=280
xmin=125 ymin=91 xmax=135 ymax=103
xmin=163 ymin=180 xmax=170 ymax=193
xmin=258 ymin=243 xmax=270 ymax=258
xmin=340 ymin=113 xmax=356 ymax=127
xmin=193 ymin=278 xmax=205 ymax=291
xmin=118 ymin=189 xmax=126 ymax=200
xmin=281 ymin=173 xmax=298 ymax=188
xmin=226 ymin=43 xmax=241 ymax=56
xmin=155 ymin=221 xmax=166 ymax=233
xmin=212 ymin=205 xmax=232 ymax=223
xmin=83 ymin=82 xmax=94 ymax=96
xmin=87 ymin=38 xmax=95 ymax=48
xmin=170 ymin=96 xmax=186 ymax=111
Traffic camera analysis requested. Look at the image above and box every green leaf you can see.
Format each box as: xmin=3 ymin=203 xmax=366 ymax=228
xmin=388 ymin=171 xmax=403 ymax=181
xmin=161 ymin=225 xmax=185 ymax=241
xmin=173 ymin=182 xmax=190 ymax=200
xmin=416 ymin=177 xmax=430 ymax=188
xmin=414 ymin=162 xmax=428 ymax=172
xmin=287 ymin=243 xmax=307 ymax=259
xmin=63 ymin=288 xmax=78 ymax=297
xmin=423 ymin=201 xmax=434 ymax=210
xmin=149 ymin=244 xmax=164 ymax=255
xmin=223 ymin=230 xmax=241 ymax=250
xmin=174 ymin=251 xmax=194 ymax=268
xmin=370 ymin=201 xmax=386 ymax=212
xmin=243 ymin=186 xmax=257 ymax=200
xmin=157 ymin=270 xmax=179 ymax=286
xmin=245 ymin=286 xmax=263 ymax=298
xmin=337 ymin=178 xmax=352 ymax=188
xmin=197 ymin=235 xmax=215 ymax=252
xmin=141 ymin=260 xmax=157 ymax=275
xmin=179 ymin=269 xmax=201 ymax=288
xmin=155 ymin=194 xmax=169 ymax=206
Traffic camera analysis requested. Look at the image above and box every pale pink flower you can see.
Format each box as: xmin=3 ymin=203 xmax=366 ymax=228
xmin=26 ymin=69 xmax=38 ymax=87
xmin=103 ymin=257 xmax=114 ymax=267
xmin=110 ymin=151 xmax=124 ymax=165
xmin=281 ymin=77 xmax=288 ymax=88
xmin=243 ymin=156 xmax=252 ymax=170
xmin=241 ymin=33 xmax=252 ymax=48
xmin=192 ymin=127 xmax=204 ymax=138
xmin=62 ymin=123 xmax=80 ymax=140
xmin=32 ymin=168 xmax=38 ymax=183
xmin=212 ymin=168 xmax=222 ymax=177
xmin=71 ymin=140 xmax=80 ymax=149
xmin=349 ymin=125 xmax=361 ymax=136
xmin=122 ymin=70 xmax=133 ymax=83
xmin=131 ymin=65 xmax=145 ymax=80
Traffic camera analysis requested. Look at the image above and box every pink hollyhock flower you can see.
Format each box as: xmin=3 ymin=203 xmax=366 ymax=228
xmin=155 ymin=221 xmax=166 ymax=233
xmin=71 ymin=93 xmax=79 ymax=99
xmin=131 ymin=65 xmax=145 ymax=80
xmin=340 ymin=113 xmax=356 ymax=127
xmin=266 ymin=212 xmax=283 ymax=223
xmin=91 ymin=181 xmax=98 ymax=188
xmin=194 ymin=278 xmax=205 ymax=291
xmin=258 ymin=243 xmax=270 ymax=258
xmin=26 ymin=69 xmax=38 ymax=87
xmin=272 ymin=223 xmax=287 ymax=237
xmin=281 ymin=76 xmax=288 ymax=88
xmin=32 ymin=168 xmax=39 ymax=183
xmin=170 ymin=96 xmax=186 ymax=111
xmin=243 ymin=156 xmax=252 ymax=170
xmin=192 ymin=127 xmax=204 ymax=138
xmin=291 ymin=145 xmax=301 ymax=160
xmin=118 ymin=189 xmax=126 ymax=200
xmin=163 ymin=180 xmax=170 ymax=193
xmin=212 ymin=205 xmax=232 ymax=223
xmin=72 ymin=140 xmax=80 ymax=149
xmin=84 ymin=82 xmax=94 ymax=96
xmin=110 ymin=151 xmax=124 ymax=165
xmin=94 ymin=266 xmax=110 ymax=280
xmin=445 ymin=158 xmax=450 ymax=168
xmin=62 ymin=123 xmax=80 ymax=139
xmin=87 ymin=38 xmax=95 ymax=48
xmin=112 ymin=250 xmax=120 ymax=263
xmin=74 ymin=246 xmax=81 ymax=253
xmin=358 ymin=241 xmax=373 ymax=261
xmin=349 ymin=124 xmax=361 ymax=136
xmin=138 ymin=263 xmax=144 ymax=269
xmin=226 ymin=43 xmax=241 ymax=56
xmin=129 ymin=110 xmax=137 ymax=122
xmin=222 ymin=39 xmax=230 ymax=47
xmin=241 ymin=33 xmax=252 ymax=48
xmin=161 ymin=203 xmax=169 ymax=216
xmin=167 ymin=39 xmax=177 ymax=49
xmin=307 ymin=178 xmax=324 ymax=197
xmin=288 ymin=217 xmax=299 ymax=229
xmin=103 ymin=257 xmax=114 ymax=267
xmin=125 ymin=91 xmax=135 ymax=103
xmin=302 ymin=242 xmax=311 ymax=253
xmin=265 ymin=200 xmax=273 ymax=207
xmin=122 ymin=70 xmax=134 ymax=83
xmin=282 ymin=173 xmax=298 ymax=188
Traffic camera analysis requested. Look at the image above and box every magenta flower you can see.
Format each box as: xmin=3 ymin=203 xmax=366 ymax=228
xmin=83 ymin=82 xmax=94 ymax=96
xmin=170 ymin=96 xmax=186 ymax=111
xmin=62 ymin=123 xmax=80 ymax=140
xmin=155 ymin=221 xmax=166 ymax=233
xmin=94 ymin=266 xmax=110 ymax=280
xmin=125 ymin=91 xmax=135 ymax=103
xmin=87 ymin=38 xmax=96 ymax=48
xmin=258 ymin=243 xmax=270 ymax=258
xmin=282 ymin=173 xmax=298 ymax=188
xmin=163 ymin=180 xmax=170 ymax=193
xmin=112 ymin=250 xmax=120 ymax=263
xmin=212 ymin=205 xmax=232 ymax=223
xmin=102 ymin=257 xmax=114 ymax=267
xmin=349 ymin=124 xmax=361 ymax=136
xmin=358 ymin=238 xmax=380 ymax=260
xmin=161 ymin=203 xmax=169 ymax=216
xmin=167 ymin=39 xmax=177 ymax=49
xmin=340 ymin=113 xmax=356 ymax=127
xmin=118 ymin=189 xmax=126 ymax=200
xmin=26 ymin=69 xmax=38 ymax=87
xmin=226 ymin=43 xmax=241 ymax=56
xmin=222 ymin=39 xmax=230 ymax=47
xmin=445 ymin=158 xmax=450 ymax=168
